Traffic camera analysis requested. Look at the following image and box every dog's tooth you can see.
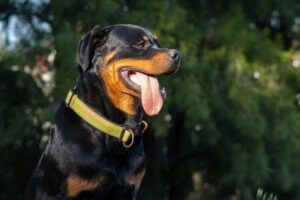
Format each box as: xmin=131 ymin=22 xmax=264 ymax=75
xmin=130 ymin=74 xmax=141 ymax=86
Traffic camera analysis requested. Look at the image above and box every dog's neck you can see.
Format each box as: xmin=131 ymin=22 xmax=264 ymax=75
xmin=75 ymin=72 xmax=142 ymax=128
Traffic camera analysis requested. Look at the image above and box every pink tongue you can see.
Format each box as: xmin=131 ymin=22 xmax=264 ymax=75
xmin=136 ymin=72 xmax=163 ymax=116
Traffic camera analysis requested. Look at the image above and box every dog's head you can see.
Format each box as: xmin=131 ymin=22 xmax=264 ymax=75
xmin=77 ymin=24 xmax=180 ymax=116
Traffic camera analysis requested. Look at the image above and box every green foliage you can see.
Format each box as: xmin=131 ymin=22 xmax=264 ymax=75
xmin=0 ymin=0 xmax=300 ymax=199
xmin=0 ymin=56 xmax=47 ymax=200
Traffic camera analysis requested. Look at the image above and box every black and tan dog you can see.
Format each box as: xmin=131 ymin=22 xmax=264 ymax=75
xmin=25 ymin=24 xmax=180 ymax=200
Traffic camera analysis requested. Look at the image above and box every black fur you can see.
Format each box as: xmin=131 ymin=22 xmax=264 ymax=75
xmin=25 ymin=24 xmax=180 ymax=200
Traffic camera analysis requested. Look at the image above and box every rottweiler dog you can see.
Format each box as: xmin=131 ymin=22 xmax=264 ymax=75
xmin=25 ymin=24 xmax=180 ymax=200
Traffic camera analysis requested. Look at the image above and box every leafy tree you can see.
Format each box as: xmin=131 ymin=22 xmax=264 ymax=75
xmin=0 ymin=0 xmax=299 ymax=199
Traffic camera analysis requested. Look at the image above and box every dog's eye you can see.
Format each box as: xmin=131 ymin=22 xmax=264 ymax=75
xmin=133 ymin=40 xmax=150 ymax=49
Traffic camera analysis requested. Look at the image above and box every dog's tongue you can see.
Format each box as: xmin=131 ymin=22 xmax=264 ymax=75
xmin=136 ymin=72 xmax=163 ymax=116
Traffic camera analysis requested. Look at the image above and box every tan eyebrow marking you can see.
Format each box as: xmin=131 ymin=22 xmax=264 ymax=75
xmin=142 ymin=35 xmax=149 ymax=41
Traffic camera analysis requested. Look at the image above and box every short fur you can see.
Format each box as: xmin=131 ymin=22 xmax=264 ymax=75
xmin=25 ymin=24 xmax=180 ymax=200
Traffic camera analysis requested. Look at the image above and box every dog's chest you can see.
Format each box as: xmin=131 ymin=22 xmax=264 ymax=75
xmin=66 ymin=150 xmax=146 ymax=198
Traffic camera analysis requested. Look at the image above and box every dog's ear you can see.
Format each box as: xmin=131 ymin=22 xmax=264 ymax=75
xmin=77 ymin=25 xmax=110 ymax=72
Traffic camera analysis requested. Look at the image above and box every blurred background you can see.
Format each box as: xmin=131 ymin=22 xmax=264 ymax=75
xmin=0 ymin=0 xmax=300 ymax=199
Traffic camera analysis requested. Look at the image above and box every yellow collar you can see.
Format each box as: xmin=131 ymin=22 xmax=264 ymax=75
xmin=65 ymin=90 xmax=135 ymax=147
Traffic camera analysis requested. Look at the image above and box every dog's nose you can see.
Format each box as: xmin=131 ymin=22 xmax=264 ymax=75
xmin=163 ymin=49 xmax=181 ymax=75
xmin=168 ymin=49 xmax=180 ymax=62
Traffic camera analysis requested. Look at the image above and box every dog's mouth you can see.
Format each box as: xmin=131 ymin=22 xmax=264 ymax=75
xmin=120 ymin=68 xmax=165 ymax=116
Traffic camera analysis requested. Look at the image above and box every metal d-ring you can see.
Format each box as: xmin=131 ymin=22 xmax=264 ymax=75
xmin=141 ymin=120 xmax=148 ymax=133
xmin=123 ymin=129 xmax=135 ymax=148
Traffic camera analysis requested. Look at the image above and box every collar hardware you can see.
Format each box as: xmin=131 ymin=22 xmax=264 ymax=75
xmin=122 ymin=129 xmax=135 ymax=148
xmin=141 ymin=120 xmax=148 ymax=133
